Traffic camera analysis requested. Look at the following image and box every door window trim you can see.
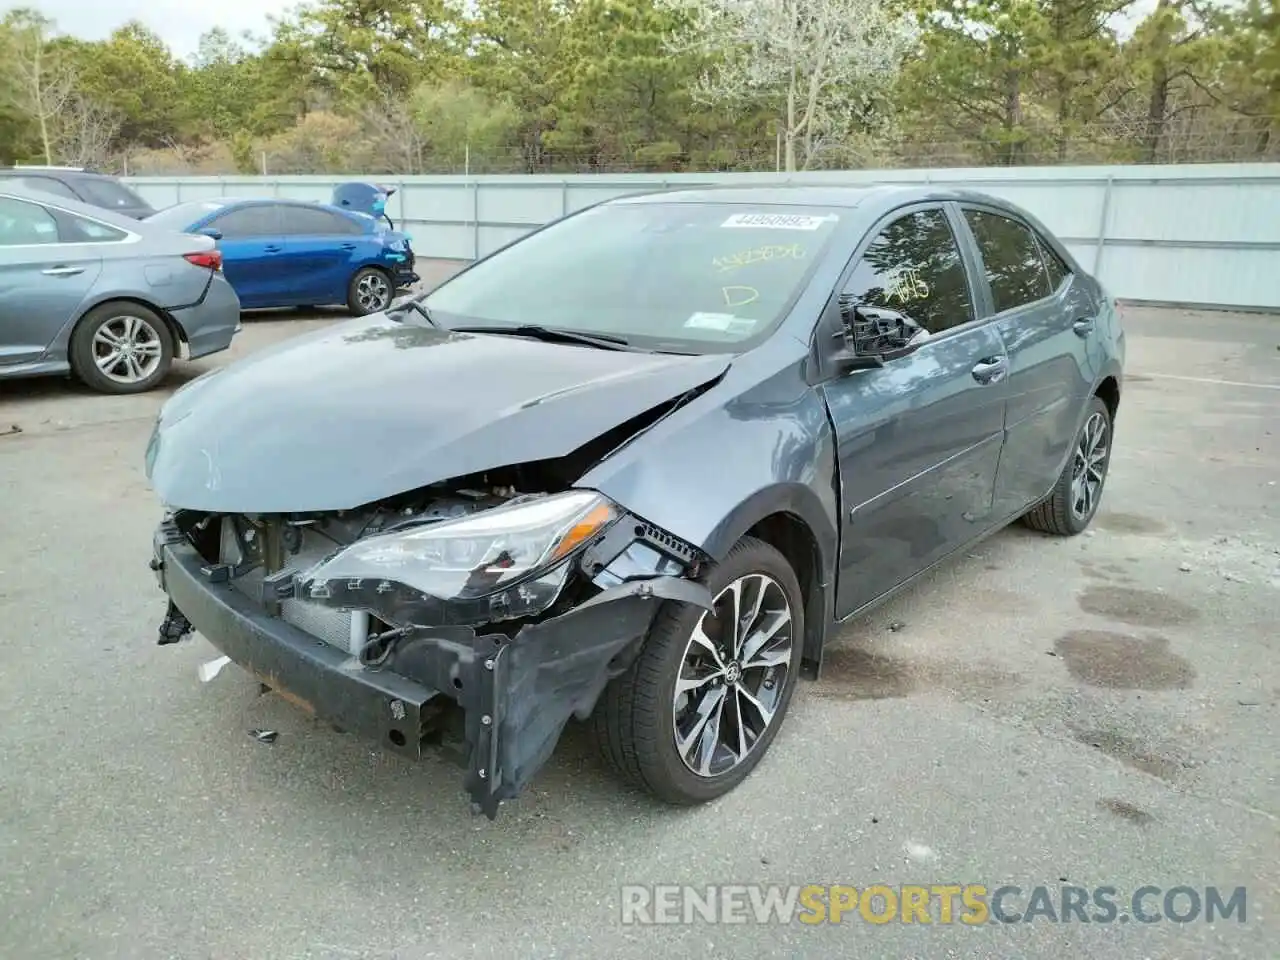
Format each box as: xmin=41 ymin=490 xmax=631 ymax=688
xmin=810 ymin=200 xmax=990 ymax=381
xmin=0 ymin=193 xmax=139 ymax=249
xmin=205 ymin=202 xmax=283 ymax=238
xmin=953 ymin=202 xmax=1072 ymax=319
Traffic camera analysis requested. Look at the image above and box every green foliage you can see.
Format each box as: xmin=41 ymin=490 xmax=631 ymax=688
xmin=1 ymin=0 xmax=1275 ymax=173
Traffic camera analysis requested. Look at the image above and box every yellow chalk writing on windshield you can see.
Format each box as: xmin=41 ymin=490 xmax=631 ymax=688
xmin=887 ymin=267 xmax=929 ymax=304
xmin=722 ymin=286 xmax=759 ymax=308
xmin=713 ymin=244 xmax=806 ymax=273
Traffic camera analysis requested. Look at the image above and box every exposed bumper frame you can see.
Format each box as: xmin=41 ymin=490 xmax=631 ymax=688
xmin=153 ymin=526 xmax=709 ymax=818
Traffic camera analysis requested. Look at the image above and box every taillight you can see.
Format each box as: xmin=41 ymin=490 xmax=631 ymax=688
xmin=184 ymin=251 xmax=222 ymax=271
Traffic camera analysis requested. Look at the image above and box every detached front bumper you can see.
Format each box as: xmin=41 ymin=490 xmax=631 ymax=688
xmin=152 ymin=526 xmax=707 ymax=817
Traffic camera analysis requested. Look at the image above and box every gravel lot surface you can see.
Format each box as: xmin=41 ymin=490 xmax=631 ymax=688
xmin=1 ymin=294 xmax=1276 ymax=959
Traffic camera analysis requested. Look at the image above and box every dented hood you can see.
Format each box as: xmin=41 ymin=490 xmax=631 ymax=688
xmin=145 ymin=316 xmax=730 ymax=513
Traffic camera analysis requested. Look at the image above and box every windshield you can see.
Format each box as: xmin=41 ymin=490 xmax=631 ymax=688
xmin=76 ymin=177 xmax=151 ymax=210
xmin=423 ymin=202 xmax=841 ymax=353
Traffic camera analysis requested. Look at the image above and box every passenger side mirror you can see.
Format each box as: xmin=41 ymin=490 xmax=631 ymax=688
xmin=197 ymin=227 xmax=223 ymax=241
xmin=836 ymin=296 xmax=929 ymax=369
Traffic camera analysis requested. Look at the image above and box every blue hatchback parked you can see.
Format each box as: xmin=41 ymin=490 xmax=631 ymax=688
xmin=144 ymin=198 xmax=419 ymax=315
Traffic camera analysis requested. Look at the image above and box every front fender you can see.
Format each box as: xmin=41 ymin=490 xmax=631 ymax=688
xmin=583 ymin=348 xmax=840 ymax=670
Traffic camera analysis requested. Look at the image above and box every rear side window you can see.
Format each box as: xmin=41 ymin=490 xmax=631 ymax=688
xmin=841 ymin=208 xmax=974 ymax=335
xmin=962 ymin=209 xmax=1052 ymax=313
xmin=279 ymin=205 xmax=362 ymax=235
xmin=0 ymin=196 xmax=59 ymax=245
xmin=1038 ymin=237 xmax=1070 ymax=291
xmin=210 ymin=205 xmax=280 ymax=238
xmin=60 ymin=213 xmax=128 ymax=243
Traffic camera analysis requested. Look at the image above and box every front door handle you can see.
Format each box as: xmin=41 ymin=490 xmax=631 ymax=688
xmin=263 ymin=244 xmax=283 ymax=254
xmin=971 ymin=355 xmax=1009 ymax=385
xmin=41 ymin=265 xmax=84 ymax=277
xmin=340 ymin=242 xmax=357 ymax=250
xmin=1072 ymin=318 xmax=1095 ymax=338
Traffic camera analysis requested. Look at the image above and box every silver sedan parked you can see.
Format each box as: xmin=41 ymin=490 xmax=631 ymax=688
xmin=0 ymin=185 xmax=241 ymax=393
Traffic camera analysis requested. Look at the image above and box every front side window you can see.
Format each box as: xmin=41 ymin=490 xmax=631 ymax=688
xmin=963 ymin=209 xmax=1052 ymax=313
xmin=0 ymin=197 xmax=59 ymax=246
xmin=841 ymin=208 xmax=974 ymax=335
xmin=209 ymin=205 xmax=280 ymax=238
xmin=423 ymin=202 xmax=842 ymax=353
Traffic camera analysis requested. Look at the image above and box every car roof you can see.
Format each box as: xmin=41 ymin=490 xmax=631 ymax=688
xmin=610 ymin=183 xmax=1025 ymax=219
xmin=0 ymin=167 xmax=117 ymax=182
xmin=0 ymin=182 xmax=148 ymax=228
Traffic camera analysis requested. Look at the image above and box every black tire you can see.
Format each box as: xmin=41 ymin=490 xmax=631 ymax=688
xmin=591 ymin=536 xmax=805 ymax=806
xmin=346 ymin=267 xmax=393 ymax=317
xmin=69 ymin=302 xmax=174 ymax=394
xmin=1021 ymin=395 xmax=1113 ymax=535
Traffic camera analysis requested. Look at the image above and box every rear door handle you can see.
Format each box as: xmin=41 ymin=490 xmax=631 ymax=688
xmin=1072 ymin=318 xmax=1095 ymax=337
xmin=263 ymin=244 xmax=283 ymax=254
xmin=41 ymin=265 xmax=84 ymax=277
xmin=340 ymin=242 xmax=357 ymax=250
xmin=971 ymin=355 xmax=1009 ymax=385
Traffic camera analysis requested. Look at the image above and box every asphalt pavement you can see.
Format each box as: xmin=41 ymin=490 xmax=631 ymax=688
xmin=0 ymin=299 xmax=1277 ymax=959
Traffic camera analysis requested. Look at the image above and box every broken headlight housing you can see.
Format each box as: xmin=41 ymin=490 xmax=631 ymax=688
xmin=296 ymin=490 xmax=619 ymax=627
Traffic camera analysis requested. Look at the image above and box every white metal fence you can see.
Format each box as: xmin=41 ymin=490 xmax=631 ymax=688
xmin=125 ymin=163 xmax=1280 ymax=311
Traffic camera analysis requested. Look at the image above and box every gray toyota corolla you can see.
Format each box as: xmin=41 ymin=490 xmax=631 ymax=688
xmin=146 ymin=185 xmax=1125 ymax=817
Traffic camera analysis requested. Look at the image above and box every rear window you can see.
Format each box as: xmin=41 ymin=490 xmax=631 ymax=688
xmin=7 ymin=175 xmax=79 ymax=200
xmin=145 ymin=201 xmax=230 ymax=231
xmin=74 ymin=176 xmax=150 ymax=210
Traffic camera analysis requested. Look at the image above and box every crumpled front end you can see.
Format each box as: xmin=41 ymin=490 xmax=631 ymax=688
xmin=151 ymin=479 xmax=711 ymax=818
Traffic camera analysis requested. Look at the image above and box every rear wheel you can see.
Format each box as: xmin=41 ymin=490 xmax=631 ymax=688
xmin=69 ymin=302 xmax=174 ymax=394
xmin=346 ymin=267 xmax=392 ymax=317
xmin=1021 ymin=395 xmax=1113 ymax=535
xmin=591 ymin=537 xmax=804 ymax=805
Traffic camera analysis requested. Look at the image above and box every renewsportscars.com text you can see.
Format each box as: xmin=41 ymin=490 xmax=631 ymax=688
xmin=620 ymin=884 xmax=1248 ymax=925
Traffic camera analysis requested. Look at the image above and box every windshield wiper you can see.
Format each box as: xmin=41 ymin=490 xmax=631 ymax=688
xmin=385 ymin=296 xmax=437 ymax=326
xmin=450 ymin=324 xmax=632 ymax=351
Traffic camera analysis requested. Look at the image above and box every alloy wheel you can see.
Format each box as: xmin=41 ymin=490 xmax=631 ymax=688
xmin=356 ymin=272 xmax=390 ymax=312
xmin=92 ymin=315 xmax=164 ymax=385
xmin=1070 ymin=411 xmax=1109 ymax=521
xmin=673 ymin=573 xmax=795 ymax=778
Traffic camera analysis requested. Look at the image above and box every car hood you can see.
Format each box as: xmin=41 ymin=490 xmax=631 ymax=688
xmin=146 ymin=316 xmax=731 ymax=513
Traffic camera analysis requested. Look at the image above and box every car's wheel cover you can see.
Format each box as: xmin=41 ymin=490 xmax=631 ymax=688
xmin=672 ymin=572 xmax=795 ymax=778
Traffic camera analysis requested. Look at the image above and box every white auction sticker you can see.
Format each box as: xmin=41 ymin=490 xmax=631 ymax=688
xmin=721 ymin=212 xmax=837 ymax=231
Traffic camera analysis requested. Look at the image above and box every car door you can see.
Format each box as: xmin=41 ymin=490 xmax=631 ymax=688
xmin=0 ymin=196 xmax=102 ymax=367
xmin=204 ymin=204 xmax=285 ymax=308
xmin=819 ymin=205 xmax=1010 ymax=617
xmin=956 ymin=206 xmax=1100 ymax=519
xmin=275 ymin=205 xmax=362 ymax=305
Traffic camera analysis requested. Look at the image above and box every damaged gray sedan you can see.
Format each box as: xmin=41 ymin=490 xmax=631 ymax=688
xmin=146 ymin=185 xmax=1125 ymax=817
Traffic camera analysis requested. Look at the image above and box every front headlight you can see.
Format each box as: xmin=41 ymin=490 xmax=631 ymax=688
xmin=297 ymin=490 xmax=618 ymax=625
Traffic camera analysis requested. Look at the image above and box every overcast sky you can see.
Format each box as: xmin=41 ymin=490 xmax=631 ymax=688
xmin=8 ymin=0 xmax=1163 ymax=61
xmin=2 ymin=0 xmax=301 ymax=59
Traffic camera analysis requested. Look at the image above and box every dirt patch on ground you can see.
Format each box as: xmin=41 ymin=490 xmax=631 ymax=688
xmin=815 ymin=645 xmax=1020 ymax=701
xmin=1078 ymin=585 xmax=1201 ymax=628
xmin=1069 ymin=725 xmax=1188 ymax=781
xmin=1054 ymin=630 xmax=1196 ymax=690
xmin=1093 ymin=512 xmax=1170 ymax=536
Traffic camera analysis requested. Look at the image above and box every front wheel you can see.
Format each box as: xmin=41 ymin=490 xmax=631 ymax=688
xmin=346 ymin=267 xmax=392 ymax=317
xmin=1021 ymin=395 xmax=1113 ymax=535
xmin=591 ymin=536 xmax=804 ymax=805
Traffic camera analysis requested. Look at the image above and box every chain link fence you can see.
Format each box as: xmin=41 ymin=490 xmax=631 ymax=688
xmin=112 ymin=114 xmax=1280 ymax=178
